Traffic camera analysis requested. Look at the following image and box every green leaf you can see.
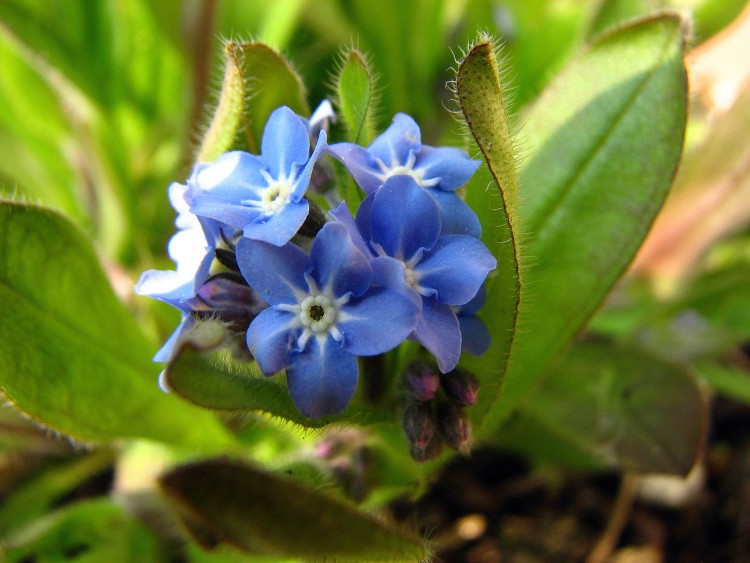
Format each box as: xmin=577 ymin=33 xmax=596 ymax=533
xmin=0 ymin=449 xmax=115 ymax=536
xmin=334 ymin=48 xmax=377 ymax=145
xmin=2 ymin=498 xmax=161 ymax=563
xmin=195 ymin=42 xmax=247 ymax=163
xmin=485 ymin=14 xmax=689 ymax=431
xmin=159 ymin=458 xmax=429 ymax=561
xmin=501 ymin=342 xmax=708 ymax=475
xmin=454 ymin=36 xmax=522 ymax=434
xmin=584 ymin=0 xmax=650 ymax=40
xmin=632 ymin=83 xmax=750 ymax=279
xmin=164 ymin=342 xmax=388 ymax=429
xmin=197 ymin=41 xmax=309 ymax=160
xmin=0 ymin=201 xmax=233 ymax=449
xmin=695 ymin=362 xmax=750 ymax=404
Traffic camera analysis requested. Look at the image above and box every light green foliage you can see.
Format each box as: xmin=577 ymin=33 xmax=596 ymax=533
xmin=165 ymin=343 xmax=388 ymax=429
xmin=455 ymin=36 xmax=522 ymax=435
xmin=0 ymin=450 xmax=115 ymax=536
xmin=586 ymin=0 xmax=749 ymax=41
xmin=334 ymin=48 xmax=377 ymax=145
xmin=2 ymin=498 xmax=162 ymax=562
xmin=198 ymin=41 xmax=309 ymax=159
xmin=484 ymin=14 xmax=689 ymax=432
xmin=0 ymin=1 xmax=744 ymax=559
xmin=0 ymin=0 xmax=189 ymax=262
xmin=500 ymin=342 xmax=707 ymax=474
xmin=160 ymin=458 xmax=429 ymax=561
xmin=0 ymin=201 xmax=232 ymax=449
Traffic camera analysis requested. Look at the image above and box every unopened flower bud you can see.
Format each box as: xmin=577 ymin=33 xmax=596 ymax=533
xmin=180 ymin=318 xmax=227 ymax=351
xmin=192 ymin=274 xmax=268 ymax=332
xmin=404 ymin=361 xmax=440 ymax=402
xmin=441 ymin=368 xmax=479 ymax=406
xmin=409 ymin=433 xmax=443 ymax=462
xmin=402 ymin=402 xmax=441 ymax=461
xmin=437 ymin=401 xmax=473 ymax=454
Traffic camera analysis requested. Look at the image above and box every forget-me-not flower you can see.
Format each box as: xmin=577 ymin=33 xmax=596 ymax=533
xmin=455 ymin=286 xmax=491 ymax=356
xmin=135 ymin=182 xmax=227 ymax=360
xmin=236 ymin=221 xmax=420 ymax=418
xmin=354 ymin=176 xmax=496 ymax=372
xmin=326 ymin=113 xmax=482 ymax=237
xmin=188 ymin=106 xmax=326 ymax=246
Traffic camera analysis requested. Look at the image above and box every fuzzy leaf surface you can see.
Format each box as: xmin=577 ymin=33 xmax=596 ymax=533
xmin=165 ymin=343 xmax=387 ymax=429
xmin=484 ymin=14 xmax=688 ymax=431
xmin=160 ymin=458 xmax=429 ymax=561
xmin=0 ymin=201 xmax=232 ymax=449
xmin=500 ymin=342 xmax=707 ymax=475
xmin=455 ymin=36 xmax=522 ymax=435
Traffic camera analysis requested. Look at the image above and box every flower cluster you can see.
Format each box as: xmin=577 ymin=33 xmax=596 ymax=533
xmin=137 ymin=105 xmax=496 ymax=419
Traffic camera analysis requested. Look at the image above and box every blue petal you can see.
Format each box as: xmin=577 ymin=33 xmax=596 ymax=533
xmin=413 ymin=298 xmax=461 ymax=373
xmin=188 ymin=200 xmax=262 ymax=232
xmin=353 ymin=192 xmax=375 ymax=248
xmin=370 ymin=176 xmax=440 ymax=260
xmin=153 ymin=314 xmax=195 ymax=362
xmin=416 ymin=234 xmax=497 ymax=305
xmin=286 ymin=335 xmax=358 ymax=418
xmin=247 ymin=308 xmax=295 ymax=375
xmin=236 ymin=237 xmax=308 ymax=305
xmin=338 ymin=285 xmax=420 ymax=356
xmin=324 ymin=143 xmax=383 ymax=194
xmin=243 ymin=199 xmax=309 ymax=246
xmin=189 ymin=151 xmax=267 ymax=201
xmin=429 ymin=189 xmax=482 ymax=238
xmin=368 ymin=113 xmax=421 ymax=167
xmin=290 ymin=129 xmax=327 ymax=201
xmin=310 ymin=222 xmax=372 ymax=298
xmin=459 ymin=315 xmax=491 ymax=356
xmin=261 ymin=107 xmax=311 ymax=180
xmin=135 ymin=269 xmax=195 ymax=310
xmin=370 ymin=256 xmax=413 ymax=292
xmin=416 ymin=146 xmax=481 ymax=191
xmin=459 ymin=285 xmax=487 ymax=316
xmin=328 ymin=202 xmax=371 ymax=257
xmin=308 ymin=99 xmax=335 ymax=138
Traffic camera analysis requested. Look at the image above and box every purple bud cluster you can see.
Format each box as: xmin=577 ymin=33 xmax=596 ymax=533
xmin=402 ymin=362 xmax=479 ymax=461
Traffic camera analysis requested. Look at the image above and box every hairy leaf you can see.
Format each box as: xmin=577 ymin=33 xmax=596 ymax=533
xmin=501 ymin=342 xmax=707 ymax=475
xmin=484 ymin=14 xmax=689 ymax=431
xmin=455 ymin=36 xmax=522 ymax=434
xmin=197 ymin=40 xmax=309 ymax=161
xmin=165 ymin=342 xmax=388 ymax=429
xmin=335 ymin=48 xmax=377 ymax=145
xmin=0 ymin=201 xmax=232 ymax=449
xmin=160 ymin=458 xmax=429 ymax=561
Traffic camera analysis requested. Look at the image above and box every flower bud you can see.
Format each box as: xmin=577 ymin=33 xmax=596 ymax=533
xmin=192 ymin=274 xmax=268 ymax=332
xmin=441 ymin=368 xmax=479 ymax=407
xmin=402 ymin=402 xmax=442 ymax=461
xmin=403 ymin=361 xmax=440 ymax=402
xmin=437 ymin=401 xmax=472 ymax=454
xmin=409 ymin=433 xmax=443 ymax=462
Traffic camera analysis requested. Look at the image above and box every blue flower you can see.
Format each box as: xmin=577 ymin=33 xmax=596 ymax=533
xmin=455 ymin=286 xmax=491 ymax=356
xmin=353 ymin=176 xmax=496 ymax=372
xmin=135 ymin=182 xmax=217 ymax=308
xmin=188 ymin=106 xmax=327 ymax=246
xmin=135 ymin=182 xmax=226 ymax=360
xmin=325 ymin=113 xmax=482 ymax=237
xmin=236 ymin=221 xmax=420 ymax=418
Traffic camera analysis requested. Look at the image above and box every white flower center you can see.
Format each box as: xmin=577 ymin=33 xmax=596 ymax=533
xmin=278 ymin=275 xmax=351 ymax=351
xmin=261 ymin=180 xmax=292 ymax=213
xmin=374 ymin=151 xmax=440 ymax=188
xmin=299 ymin=294 xmax=337 ymax=334
xmin=403 ymin=264 xmax=419 ymax=288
